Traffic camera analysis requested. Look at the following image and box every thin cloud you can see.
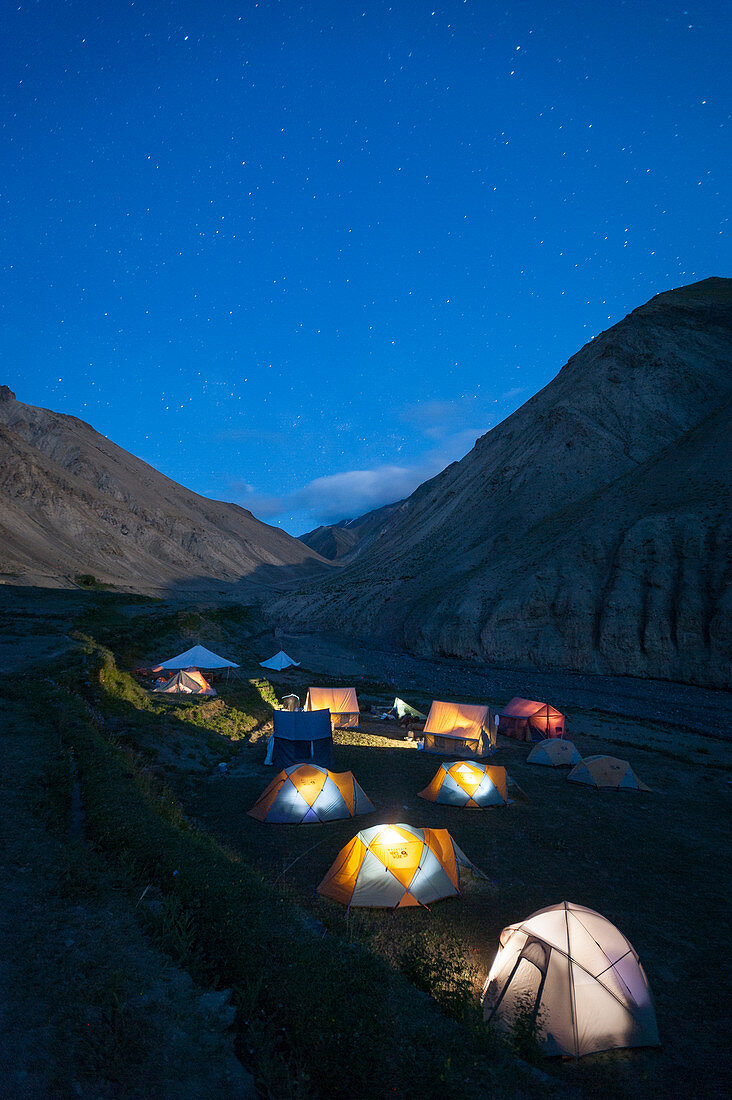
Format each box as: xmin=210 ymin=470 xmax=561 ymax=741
xmin=232 ymin=421 xmax=490 ymax=528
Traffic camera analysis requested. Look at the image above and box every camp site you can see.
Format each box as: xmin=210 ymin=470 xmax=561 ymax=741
xmin=2 ymin=589 xmax=729 ymax=1099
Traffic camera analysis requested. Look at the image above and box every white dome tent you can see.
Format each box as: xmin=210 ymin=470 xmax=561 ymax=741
xmin=482 ymin=901 xmax=660 ymax=1058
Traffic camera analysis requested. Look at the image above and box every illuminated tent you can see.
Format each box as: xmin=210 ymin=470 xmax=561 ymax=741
xmin=151 ymin=669 xmax=217 ymax=696
xmin=392 ymin=697 xmax=427 ymax=720
xmin=567 ymin=755 xmax=650 ymax=792
xmin=269 ymin=709 xmax=333 ymax=769
xmin=304 ymin=687 xmax=359 ymax=729
xmin=497 ymin=698 xmax=565 ymax=742
xmin=528 ymin=740 xmax=582 ymax=767
xmin=248 ymin=764 xmax=374 ymax=824
xmin=153 ymin=644 xmax=239 ymax=671
xmin=259 ymin=650 xmax=300 ymax=670
xmin=418 ymin=761 xmax=508 ymax=807
xmin=482 ymin=901 xmax=660 ymax=1058
xmin=422 ymin=701 xmax=493 ymax=758
xmin=318 ymin=823 xmax=484 ymax=909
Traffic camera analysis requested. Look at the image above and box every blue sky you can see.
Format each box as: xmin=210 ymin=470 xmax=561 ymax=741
xmin=2 ymin=1 xmax=729 ymax=532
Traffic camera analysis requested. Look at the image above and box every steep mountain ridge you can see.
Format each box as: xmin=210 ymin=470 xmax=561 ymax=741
xmin=0 ymin=387 xmax=330 ymax=593
xmin=272 ymin=278 xmax=732 ymax=688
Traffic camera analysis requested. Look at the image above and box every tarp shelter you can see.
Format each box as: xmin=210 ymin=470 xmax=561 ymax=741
xmin=153 ymin=645 xmax=239 ymax=671
xmin=151 ymin=670 xmax=217 ymax=697
xmin=392 ymin=697 xmax=427 ymax=720
xmin=422 ymin=701 xmax=493 ymax=758
xmin=497 ymin=698 xmax=565 ymax=742
xmin=259 ymin=650 xmax=300 ymax=670
xmin=304 ymin=687 xmax=359 ymax=729
xmin=567 ymin=755 xmax=650 ymax=792
xmin=269 ymin=709 xmax=333 ymax=769
xmin=318 ymin=823 xmax=483 ymax=909
xmin=482 ymin=901 xmax=660 ymax=1057
xmin=248 ymin=765 xmax=374 ymax=824
xmin=418 ymin=762 xmax=508 ymax=807
xmin=528 ymin=740 xmax=582 ymax=767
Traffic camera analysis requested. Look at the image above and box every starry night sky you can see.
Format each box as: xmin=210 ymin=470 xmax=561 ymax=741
xmin=2 ymin=1 xmax=729 ymax=533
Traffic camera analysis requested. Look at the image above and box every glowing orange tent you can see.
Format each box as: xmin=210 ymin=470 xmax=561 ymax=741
xmin=421 ymin=701 xmax=493 ymax=758
xmin=497 ymin=698 xmax=565 ymax=742
xmin=151 ymin=669 xmax=217 ymax=696
xmin=304 ymin=686 xmax=359 ymax=729
xmin=318 ymin=823 xmax=484 ymax=908
xmin=418 ymin=761 xmax=508 ymax=807
xmin=247 ymin=765 xmax=374 ymax=824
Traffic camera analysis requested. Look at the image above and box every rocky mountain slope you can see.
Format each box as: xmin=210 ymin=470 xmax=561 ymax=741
xmin=0 ymin=387 xmax=330 ymax=593
xmin=299 ymin=500 xmax=403 ymax=560
xmin=275 ymin=278 xmax=732 ymax=688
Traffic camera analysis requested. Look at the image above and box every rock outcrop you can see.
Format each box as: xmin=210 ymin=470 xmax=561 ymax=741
xmin=0 ymin=389 xmax=330 ymax=593
xmin=276 ymin=278 xmax=732 ymax=688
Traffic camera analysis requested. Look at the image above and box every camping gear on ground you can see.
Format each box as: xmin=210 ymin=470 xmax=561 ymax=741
xmin=496 ymin=698 xmax=566 ymax=741
xmin=482 ymin=901 xmax=660 ymax=1057
xmin=152 ymin=644 xmax=239 ymax=671
xmin=318 ymin=823 xmax=484 ymax=909
xmin=304 ymin=687 xmax=359 ymax=729
xmin=150 ymin=669 xmax=217 ymax=696
xmin=567 ymin=755 xmax=650 ymax=791
xmin=421 ymin=701 xmax=494 ymax=758
xmin=268 ymin=709 xmax=333 ymax=769
xmin=418 ymin=762 xmax=508 ymax=807
xmin=528 ymin=740 xmax=582 ymax=767
xmin=391 ymin=697 xmax=427 ymax=721
xmin=248 ymin=764 xmax=374 ymax=823
xmin=259 ymin=650 xmax=300 ymax=670
xmin=281 ymin=693 xmax=300 ymax=711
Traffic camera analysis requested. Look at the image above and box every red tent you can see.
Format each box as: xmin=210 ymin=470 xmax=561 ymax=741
xmin=497 ymin=698 xmax=565 ymax=742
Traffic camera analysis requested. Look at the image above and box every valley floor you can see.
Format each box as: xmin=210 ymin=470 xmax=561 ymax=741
xmin=1 ymin=587 xmax=730 ymax=1097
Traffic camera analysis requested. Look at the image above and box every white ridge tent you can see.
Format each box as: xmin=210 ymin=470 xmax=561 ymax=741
xmin=482 ymin=901 xmax=660 ymax=1057
xmin=260 ymin=650 xmax=300 ymax=670
xmin=153 ymin=645 xmax=239 ymax=670
xmin=151 ymin=670 xmax=217 ymax=697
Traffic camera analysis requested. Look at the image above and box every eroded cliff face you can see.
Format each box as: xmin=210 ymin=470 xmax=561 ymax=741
xmin=0 ymin=389 xmax=330 ymax=593
xmin=273 ymin=279 xmax=732 ymax=688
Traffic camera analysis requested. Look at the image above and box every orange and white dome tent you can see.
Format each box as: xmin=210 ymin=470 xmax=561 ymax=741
xmin=528 ymin=740 xmax=582 ymax=767
xmin=482 ymin=901 xmax=660 ymax=1057
xmin=318 ymin=823 xmax=484 ymax=909
xmin=418 ymin=761 xmax=508 ymax=807
xmin=567 ymin=755 xmax=650 ymax=791
xmin=247 ymin=765 xmax=374 ymax=824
